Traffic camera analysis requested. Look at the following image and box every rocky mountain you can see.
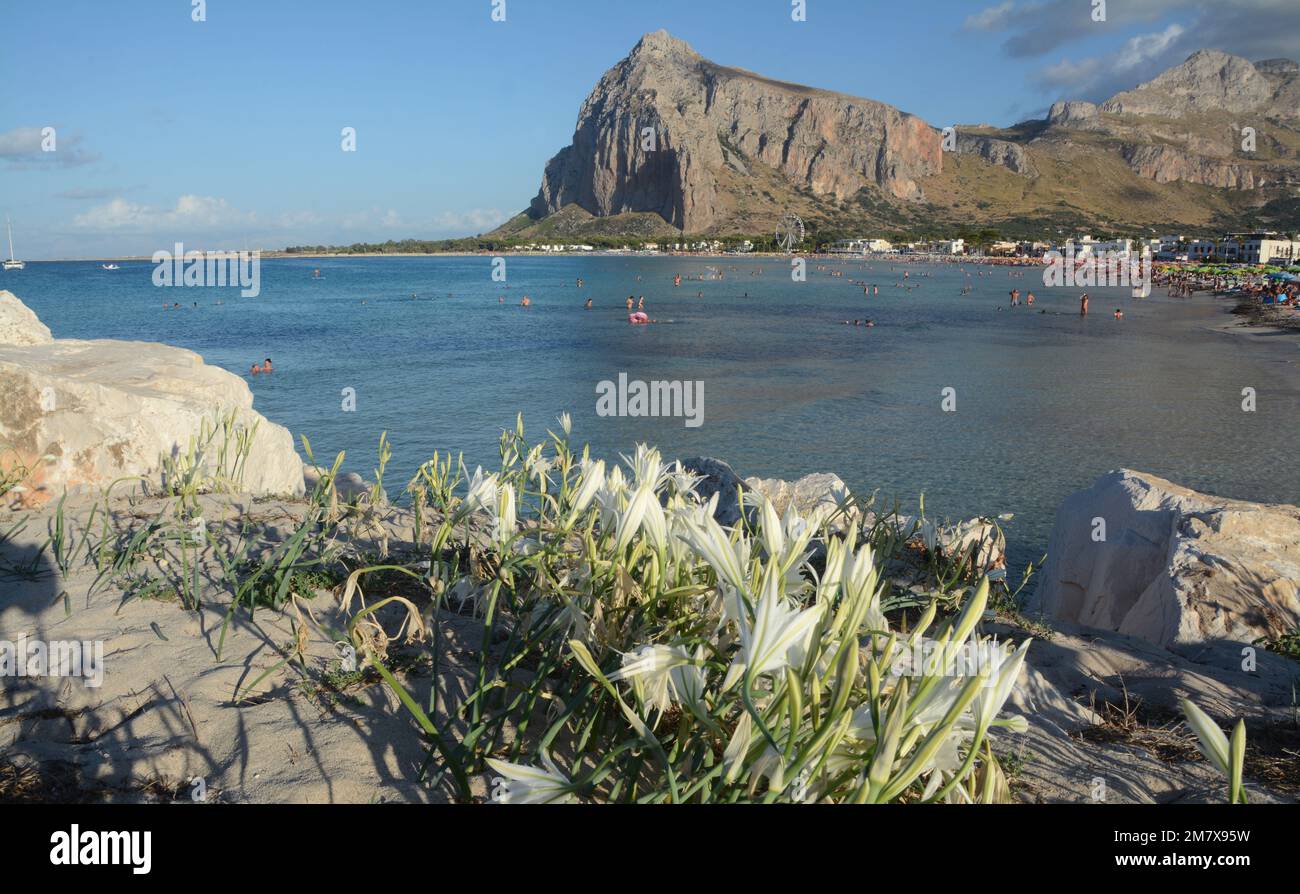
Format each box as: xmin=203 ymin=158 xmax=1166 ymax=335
xmin=496 ymin=34 xmax=1300 ymax=241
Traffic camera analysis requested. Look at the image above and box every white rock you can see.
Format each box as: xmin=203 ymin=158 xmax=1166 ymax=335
xmin=1026 ymin=470 xmax=1300 ymax=648
xmin=744 ymin=472 xmax=853 ymax=529
xmin=0 ymin=292 xmax=303 ymax=506
xmin=0 ymin=289 xmax=53 ymax=346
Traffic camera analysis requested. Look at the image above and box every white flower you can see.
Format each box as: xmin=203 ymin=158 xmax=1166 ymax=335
xmin=609 ymin=644 xmax=705 ymax=715
xmin=621 ymin=444 xmax=665 ymax=491
xmin=1180 ymin=698 xmax=1232 ymax=775
xmin=614 ymin=483 xmax=664 ymax=553
xmin=462 ymin=466 xmax=498 ymax=517
xmin=733 ymin=573 xmax=823 ymax=681
xmin=449 ymin=578 xmax=488 ymax=615
xmin=523 ymin=445 xmax=553 ymax=487
xmin=566 ymin=459 xmax=606 ymax=526
xmin=664 ymin=462 xmax=704 ymax=499
xmin=680 ymin=514 xmax=750 ymax=592
xmin=487 ymin=752 xmax=575 ymax=804
xmin=493 ymin=482 xmax=517 ymax=544
xmin=972 ymin=639 xmax=1031 ymax=737
xmin=595 ymin=465 xmax=629 ymax=528
xmin=837 ymin=542 xmax=884 ymax=630
xmin=918 ymin=519 xmax=952 ymax=554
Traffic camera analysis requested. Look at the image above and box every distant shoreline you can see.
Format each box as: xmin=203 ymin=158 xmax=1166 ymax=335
xmin=16 ymin=250 xmax=1044 ymax=264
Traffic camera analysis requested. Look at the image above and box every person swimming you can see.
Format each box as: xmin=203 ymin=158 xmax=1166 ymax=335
xmin=520 ymin=296 xmax=531 ymax=307
xmin=251 ymin=358 xmax=273 ymax=374
xmin=584 ymin=297 xmax=593 ymax=309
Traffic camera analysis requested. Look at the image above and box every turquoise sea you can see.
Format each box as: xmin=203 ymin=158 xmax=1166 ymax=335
xmin=8 ymin=255 xmax=1299 ymax=575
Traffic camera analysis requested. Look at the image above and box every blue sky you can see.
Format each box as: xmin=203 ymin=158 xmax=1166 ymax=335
xmin=3 ymin=0 xmax=1298 ymax=259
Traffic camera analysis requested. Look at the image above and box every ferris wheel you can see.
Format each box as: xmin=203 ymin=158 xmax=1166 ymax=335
xmin=776 ymin=213 xmax=805 ymax=253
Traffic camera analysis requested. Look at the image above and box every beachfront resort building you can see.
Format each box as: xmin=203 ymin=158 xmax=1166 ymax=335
xmin=1183 ymin=233 xmax=1300 ymax=264
xmin=828 ymin=238 xmax=894 ymax=255
xmin=1071 ymin=237 xmax=1134 ymax=258
xmin=1218 ymin=234 xmax=1299 ymax=265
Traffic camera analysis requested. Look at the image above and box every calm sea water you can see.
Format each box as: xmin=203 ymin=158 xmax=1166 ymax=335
xmin=8 ymin=255 xmax=1299 ymax=574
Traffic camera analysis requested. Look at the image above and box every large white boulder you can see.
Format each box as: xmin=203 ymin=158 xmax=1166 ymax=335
xmin=1 ymin=292 xmax=303 ymax=506
xmin=0 ymin=289 xmax=53 ymax=346
xmin=745 ymin=473 xmax=853 ymax=526
xmin=1026 ymin=470 xmax=1300 ymax=649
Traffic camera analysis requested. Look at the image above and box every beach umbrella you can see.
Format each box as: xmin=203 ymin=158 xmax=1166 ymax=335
xmin=1267 ymin=271 xmax=1299 ymax=282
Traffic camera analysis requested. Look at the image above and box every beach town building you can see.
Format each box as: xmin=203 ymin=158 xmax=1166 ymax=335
xmin=1181 ymin=233 xmax=1300 ymax=264
xmin=1072 ymin=237 xmax=1134 ymax=258
xmin=1216 ymin=233 xmax=1299 ymax=265
xmin=935 ymin=239 xmax=965 ymax=255
xmin=827 ymin=238 xmax=893 ymax=255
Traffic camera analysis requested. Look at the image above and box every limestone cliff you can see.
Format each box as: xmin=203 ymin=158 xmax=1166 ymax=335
xmin=528 ymin=31 xmax=954 ymax=233
xmin=508 ymin=35 xmax=1300 ymax=238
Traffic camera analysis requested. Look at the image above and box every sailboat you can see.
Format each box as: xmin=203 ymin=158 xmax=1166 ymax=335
xmin=3 ymin=217 xmax=24 ymax=271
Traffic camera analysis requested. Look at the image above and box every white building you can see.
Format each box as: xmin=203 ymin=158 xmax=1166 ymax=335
xmin=827 ymin=238 xmax=893 ymax=255
xmin=1218 ymin=233 xmax=1298 ymax=265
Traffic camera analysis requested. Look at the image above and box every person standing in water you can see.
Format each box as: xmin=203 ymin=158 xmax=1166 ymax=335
xmin=1080 ymin=293 xmax=1090 ymax=316
xmin=584 ymin=297 xmax=592 ymax=309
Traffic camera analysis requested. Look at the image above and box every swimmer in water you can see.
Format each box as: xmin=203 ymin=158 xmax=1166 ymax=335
xmin=626 ymin=296 xmax=635 ymax=311
xmin=1080 ymin=293 xmax=1090 ymax=316
xmin=520 ymin=296 xmax=531 ymax=307
xmin=584 ymin=297 xmax=593 ymax=309
xmin=1114 ymin=308 xmax=1124 ymax=320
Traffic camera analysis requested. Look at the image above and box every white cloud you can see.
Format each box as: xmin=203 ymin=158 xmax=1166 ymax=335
xmin=975 ymin=0 xmax=1300 ymax=102
xmin=0 ymin=125 xmax=99 ymax=168
xmin=1038 ymin=23 xmax=1188 ymax=96
xmin=72 ymin=195 xmax=255 ymax=231
xmin=965 ymin=2 xmax=1018 ymax=32
xmin=1116 ymin=23 xmax=1186 ymax=69
xmin=433 ymin=208 xmax=509 ymax=233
